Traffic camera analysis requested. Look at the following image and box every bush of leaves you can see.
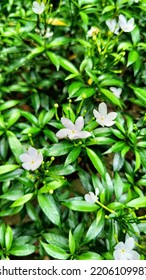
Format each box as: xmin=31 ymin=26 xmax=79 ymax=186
xmin=0 ymin=0 xmax=146 ymax=260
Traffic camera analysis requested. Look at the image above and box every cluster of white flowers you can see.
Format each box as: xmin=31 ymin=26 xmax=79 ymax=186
xmin=106 ymin=14 xmax=135 ymax=34
xmin=114 ymin=236 xmax=140 ymax=260
xmin=56 ymin=103 xmax=117 ymax=140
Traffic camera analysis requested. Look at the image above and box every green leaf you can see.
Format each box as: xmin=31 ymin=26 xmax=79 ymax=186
xmin=62 ymin=199 xmax=99 ymax=212
xmin=39 ymin=108 xmax=55 ymax=127
xmin=5 ymin=225 xmax=13 ymax=251
xmin=20 ymin=111 xmax=38 ymax=126
xmin=41 ymin=242 xmax=70 ymax=260
xmin=130 ymin=86 xmax=146 ymax=106
xmin=38 ymin=194 xmax=61 ymax=226
xmin=114 ymin=172 xmax=124 ymax=200
xmin=68 ymin=81 xmax=84 ymax=98
xmin=103 ymin=141 xmax=126 ymax=154
xmin=84 ymin=208 xmax=104 ymax=243
xmin=77 ymin=251 xmax=102 ymax=260
xmin=134 ymin=150 xmax=141 ymax=171
xmin=43 ymin=233 xmax=68 ymax=250
xmin=69 ymin=230 xmax=76 ymax=255
xmin=100 ymin=88 xmax=122 ymax=108
xmin=44 ymin=142 xmax=73 ymax=156
xmin=11 ymin=193 xmax=34 ymax=207
xmin=39 ymin=179 xmax=66 ymax=193
xmin=86 ymin=147 xmax=105 ymax=176
xmin=7 ymin=131 xmax=23 ymax=162
xmin=7 ymin=109 xmax=21 ymax=128
xmin=47 ymin=37 xmax=70 ymax=48
xmin=58 ymin=56 xmax=80 ymax=75
xmin=0 ymin=223 xmax=6 ymax=247
xmin=75 ymin=87 xmax=96 ymax=101
xmin=0 ymin=100 xmax=19 ymax=111
xmin=126 ymin=196 xmax=146 ymax=208
xmin=0 ymin=165 xmax=19 ymax=175
xmin=47 ymin=51 xmax=60 ymax=71
xmin=65 ymin=146 xmax=81 ymax=166
xmin=127 ymin=50 xmax=139 ymax=67
xmin=49 ymin=164 xmax=76 ymax=176
xmin=0 ymin=189 xmax=24 ymax=201
xmin=9 ymin=244 xmax=35 ymax=256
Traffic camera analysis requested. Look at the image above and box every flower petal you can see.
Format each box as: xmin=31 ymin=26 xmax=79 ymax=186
xmin=28 ymin=147 xmax=38 ymax=157
xmin=56 ymin=128 xmax=71 ymax=138
xmin=126 ymin=250 xmax=140 ymax=260
xmin=75 ymin=116 xmax=84 ymax=131
xmin=61 ymin=117 xmax=75 ymax=130
xmin=84 ymin=192 xmax=97 ymax=204
xmin=114 ymin=241 xmax=125 ymax=250
xmin=20 ymin=153 xmax=30 ymax=162
xmin=98 ymin=102 xmax=107 ymax=117
xmin=22 ymin=162 xmax=31 ymax=171
xmin=125 ymin=237 xmax=135 ymax=250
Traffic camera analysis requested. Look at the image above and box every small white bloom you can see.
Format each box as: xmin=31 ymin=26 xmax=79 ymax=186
xmin=84 ymin=189 xmax=99 ymax=204
xmin=93 ymin=102 xmax=117 ymax=127
xmin=20 ymin=146 xmax=43 ymax=171
xmin=87 ymin=26 xmax=98 ymax=37
xmin=44 ymin=28 xmax=53 ymax=38
xmin=119 ymin=14 xmax=135 ymax=32
xmin=114 ymin=237 xmax=140 ymax=260
xmin=32 ymin=1 xmax=45 ymax=15
xmin=106 ymin=18 xmax=119 ymax=35
xmin=56 ymin=116 xmax=91 ymax=140
xmin=110 ymin=87 xmax=122 ymax=98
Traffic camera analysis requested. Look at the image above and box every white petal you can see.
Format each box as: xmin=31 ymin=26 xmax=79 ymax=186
xmin=28 ymin=147 xmax=38 ymax=157
xmin=114 ymin=241 xmax=125 ymax=250
xmin=125 ymin=237 xmax=135 ymax=250
xmin=106 ymin=19 xmax=117 ymax=32
xmin=22 ymin=162 xmax=31 ymax=171
xmin=32 ymin=1 xmax=45 ymax=14
xmin=68 ymin=132 xmax=81 ymax=140
xmin=95 ymin=188 xmax=99 ymax=196
xmin=56 ymin=128 xmax=71 ymax=138
xmin=126 ymin=250 xmax=140 ymax=260
xmin=78 ymin=131 xmax=91 ymax=139
xmin=75 ymin=116 xmax=84 ymax=131
xmin=106 ymin=112 xmax=117 ymax=121
xmin=98 ymin=102 xmax=107 ymax=117
xmin=113 ymin=249 xmax=126 ymax=260
xmin=20 ymin=153 xmax=30 ymax=162
xmin=110 ymin=87 xmax=122 ymax=97
xmin=61 ymin=117 xmax=75 ymax=130
xmin=35 ymin=152 xmax=43 ymax=165
xmin=93 ymin=109 xmax=101 ymax=119
xmin=84 ymin=192 xmax=96 ymax=204
xmin=119 ymin=14 xmax=127 ymax=27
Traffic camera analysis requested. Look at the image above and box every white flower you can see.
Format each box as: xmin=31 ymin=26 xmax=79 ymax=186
xmin=87 ymin=26 xmax=98 ymax=37
xmin=20 ymin=146 xmax=43 ymax=171
xmin=106 ymin=18 xmax=119 ymax=34
xmin=114 ymin=237 xmax=140 ymax=260
xmin=44 ymin=28 xmax=53 ymax=38
xmin=84 ymin=189 xmax=99 ymax=204
xmin=56 ymin=116 xmax=91 ymax=140
xmin=110 ymin=87 xmax=122 ymax=98
xmin=119 ymin=14 xmax=135 ymax=32
xmin=32 ymin=1 xmax=45 ymax=14
xmin=93 ymin=102 xmax=117 ymax=127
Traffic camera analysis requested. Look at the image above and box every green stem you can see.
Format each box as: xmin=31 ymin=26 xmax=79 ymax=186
xmin=96 ymin=200 xmax=116 ymax=214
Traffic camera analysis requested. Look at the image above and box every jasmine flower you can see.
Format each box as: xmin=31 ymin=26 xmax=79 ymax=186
xmin=84 ymin=189 xmax=99 ymax=204
xmin=32 ymin=1 xmax=45 ymax=14
xmin=87 ymin=26 xmax=99 ymax=37
xmin=106 ymin=18 xmax=119 ymax=34
xmin=20 ymin=146 xmax=43 ymax=171
xmin=56 ymin=116 xmax=91 ymax=140
xmin=119 ymin=14 xmax=135 ymax=32
xmin=114 ymin=236 xmax=140 ymax=260
xmin=93 ymin=102 xmax=117 ymax=127
xmin=110 ymin=87 xmax=122 ymax=98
